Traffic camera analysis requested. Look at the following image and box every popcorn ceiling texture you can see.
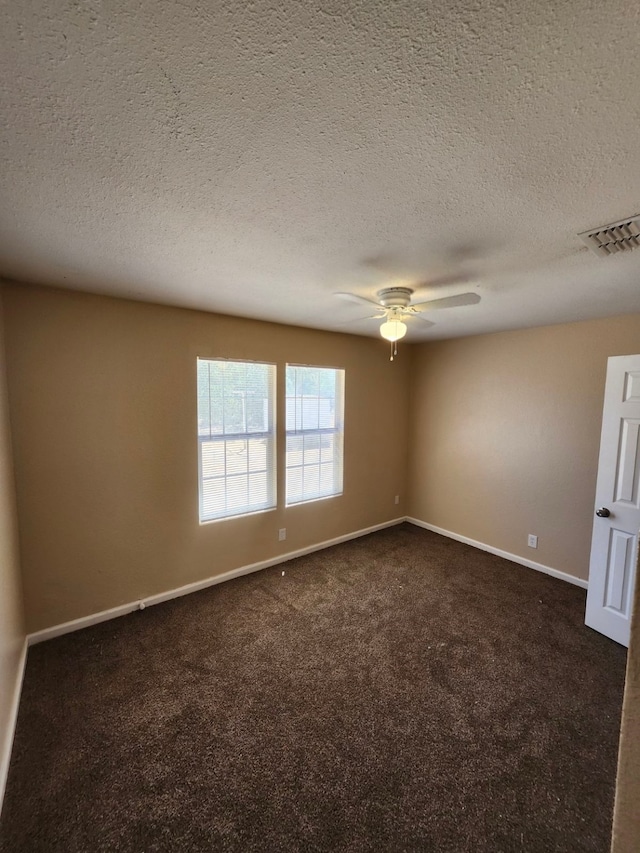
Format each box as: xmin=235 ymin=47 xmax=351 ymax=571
xmin=1 ymin=0 xmax=640 ymax=339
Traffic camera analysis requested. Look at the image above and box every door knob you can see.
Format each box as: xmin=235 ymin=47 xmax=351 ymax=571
xmin=596 ymin=507 xmax=611 ymax=518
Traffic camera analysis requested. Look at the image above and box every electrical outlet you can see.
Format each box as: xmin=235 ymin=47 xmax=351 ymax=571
xmin=394 ymin=495 xmax=400 ymax=505
xmin=278 ymin=528 xmax=286 ymax=541
xmin=527 ymin=534 xmax=538 ymax=549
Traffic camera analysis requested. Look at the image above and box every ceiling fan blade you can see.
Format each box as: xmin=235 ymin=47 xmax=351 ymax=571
xmin=335 ymin=313 xmax=385 ymax=326
xmin=334 ymin=292 xmax=383 ymax=310
xmin=412 ymin=292 xmax=481 ymax=311
xmin=411 ymin=316 xmax=436 ymax=328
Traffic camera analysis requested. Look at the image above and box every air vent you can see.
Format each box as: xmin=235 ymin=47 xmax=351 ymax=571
xmin=579 ymin=215 xmax=640 ymax=257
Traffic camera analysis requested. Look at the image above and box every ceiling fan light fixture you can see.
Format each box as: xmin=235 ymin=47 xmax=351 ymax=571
xmin=380 ymin=318 xmax=407 ymax=342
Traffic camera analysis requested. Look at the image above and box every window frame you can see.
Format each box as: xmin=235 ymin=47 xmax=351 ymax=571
xmin=197 ymin=357 xmax=277 ymax=524
xmin=285 ymin=363 xmax=345 ymax=507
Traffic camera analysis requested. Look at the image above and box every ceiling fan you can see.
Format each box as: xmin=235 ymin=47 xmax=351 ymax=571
xmin=335 ymin=286 xmax=481 ymax=359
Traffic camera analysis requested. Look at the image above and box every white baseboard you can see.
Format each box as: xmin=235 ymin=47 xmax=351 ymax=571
xmin=0 ymin=637 xmax=28 ymax=817
xmin=28 ymin=517 xmax=406 ymax=646
xmin=406 ymin=517 xmax=588 ymax=590
xmin=28 ymin=515 xmax=587 ymax=645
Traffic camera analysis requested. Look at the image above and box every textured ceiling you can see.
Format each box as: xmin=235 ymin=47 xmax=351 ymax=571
xmin=1 ymin=0 xmax=640 ymax=340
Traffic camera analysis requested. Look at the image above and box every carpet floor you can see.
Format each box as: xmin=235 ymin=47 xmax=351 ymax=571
xmin=0 ymin=524 xmax=628 ymax=852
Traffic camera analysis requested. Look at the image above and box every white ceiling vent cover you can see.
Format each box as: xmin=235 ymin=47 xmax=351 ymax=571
xmin=579 ymin=215 xmax=640 ymax=257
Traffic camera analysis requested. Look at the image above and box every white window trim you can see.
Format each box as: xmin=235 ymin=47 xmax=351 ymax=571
xmin=285 ymin=363 xmax=345 ymax=507
xmin=197 ymin=357 xmax=277 ymax=523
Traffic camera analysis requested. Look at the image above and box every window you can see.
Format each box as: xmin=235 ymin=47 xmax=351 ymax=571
xmin=286 ymin=364 xmax=345 ymax=505
xmin=197 ymin=358 xmax=276 ymax=522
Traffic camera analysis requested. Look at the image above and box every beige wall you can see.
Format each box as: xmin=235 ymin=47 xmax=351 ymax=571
xmin=0 ymin=292 xmax=25 ymax=804
xmin=1 ymin=283 xmax=409 ymax=633
xmin=407 ymin=314 xmax=640 ymax=581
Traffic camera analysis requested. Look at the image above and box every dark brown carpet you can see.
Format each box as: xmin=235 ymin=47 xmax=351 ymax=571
xmin=0 ymin=524 xmax=627 ymax=852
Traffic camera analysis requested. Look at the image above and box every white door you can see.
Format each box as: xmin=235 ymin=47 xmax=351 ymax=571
xmin=585 ymin=354 xmax=640 ymax=647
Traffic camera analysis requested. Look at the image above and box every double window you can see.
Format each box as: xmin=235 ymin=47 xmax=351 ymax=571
xmin=197 ymin=359 xmax=344 ymax=522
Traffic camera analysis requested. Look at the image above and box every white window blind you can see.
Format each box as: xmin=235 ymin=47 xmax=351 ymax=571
xmin=286 ymin=365 xmax=345 ymax=505
xmin=197 ymin=358 xmax=276 ymax=522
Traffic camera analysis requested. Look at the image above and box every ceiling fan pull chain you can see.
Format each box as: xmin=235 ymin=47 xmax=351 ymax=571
xmin=390 ymin=340 xmax=394 ymax=362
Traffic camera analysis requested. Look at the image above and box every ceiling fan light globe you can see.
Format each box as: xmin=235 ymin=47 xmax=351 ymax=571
xmin=380 ymin=319 xmax=407 ymax=342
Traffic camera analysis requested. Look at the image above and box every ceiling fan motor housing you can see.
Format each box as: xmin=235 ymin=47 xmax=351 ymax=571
xmin=376 ymin=287 xmax=414 ymax=309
